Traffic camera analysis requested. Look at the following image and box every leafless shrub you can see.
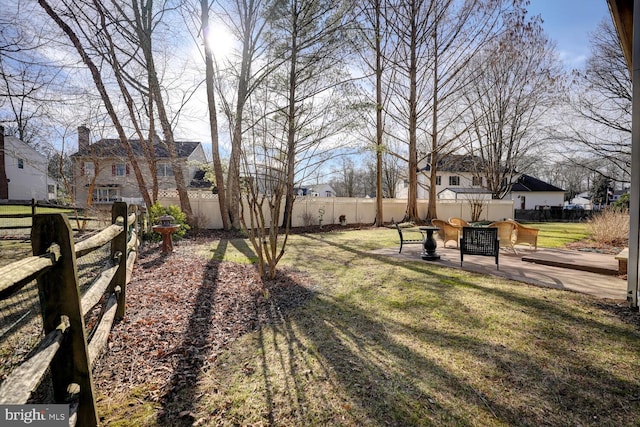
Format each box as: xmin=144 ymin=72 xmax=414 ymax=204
xmin=300 ymin=212 xmax=315 ymax=227
xmin=587 ymin=208 xmax=629 ymax=246
xmin=189 ymin=213 xmax=207 ymax=236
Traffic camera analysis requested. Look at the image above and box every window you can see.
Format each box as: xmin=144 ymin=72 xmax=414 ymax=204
xmin=472 ymin=176 xmax=483 ymax=186
xmin=449 ymin=176 xmax=460 ymax=186
xmin=92 ymin=187 xmax=119 ymax=203
xmin=112 ymin=163 xmax=128 ymax=176
xmin=435 ymin=176 xmax=441 ymax=186
xmin=157 ymin=162 xmax=174 ymax=177
xmin=83 ymin=162 xmax=95 ymax=177
xmin=48 ymin=184 xmax=55 ymax=194
xmin=17 ymin=159 xmax=24 ymax=169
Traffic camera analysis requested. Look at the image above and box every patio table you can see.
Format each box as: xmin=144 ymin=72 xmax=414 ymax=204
xmin=419 ymin=226 xmax=441 ymax=261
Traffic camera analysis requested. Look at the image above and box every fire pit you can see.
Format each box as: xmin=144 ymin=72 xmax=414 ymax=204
xmin=152 ymin=214 xmax=179 ymax=254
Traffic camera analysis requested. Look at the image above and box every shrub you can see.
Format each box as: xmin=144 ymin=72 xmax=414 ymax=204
xmin=300 ymin=211 xmax=315 ymax=227
xmin=613 ymin=193 xmax=630 ymax=210
xmin=146 ymin=202 xmax=190 ymax=240
xmin=587 ymin=208 xmax=629 ymax=246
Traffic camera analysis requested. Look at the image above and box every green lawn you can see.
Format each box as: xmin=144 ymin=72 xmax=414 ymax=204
xmin=522 ymin=221 xmax=590 ymax=248
xmin=100 ymin=225 xmax=640 ymax=426
xmin=0 ymin=205 xmax=74 ymax=215
xmin=0 ymin=205 xmax=76 ymax=231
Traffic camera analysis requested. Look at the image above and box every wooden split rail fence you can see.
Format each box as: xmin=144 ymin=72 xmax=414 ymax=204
xmin=0 ymin=202 xmax=140 ymax=426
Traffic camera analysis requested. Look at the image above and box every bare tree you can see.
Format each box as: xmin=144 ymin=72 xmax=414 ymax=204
xmin=381 ymin=146 xmax=402 ymax=197
xmin=38 ymin=0 xmax=157 ymax=210
xmin=466 ymin=193 xmax=486 ymax=222
xmin=529 ymin=156 xmax=594 ymax=201
xmin=212 ymin=0 xmax=279 ymax=230
xmin=462 ymin=10 xmax=563 ymax=198
xmin=557 ymin=18 xmax=631 ymax=184
xmin=116 ymin=0 xmax=193 ymax=219
xmin=353 ymin=0 xmax=391 ymax=225
xmin=238 ymin=95 xmax=291 ymax=278
xmin=267 ymin=0 xmax=355 ymax=229
xmin=339 ymin=157 xmax=357 ymax=197
xmin=384 ymin=0 xmax=432 ymax=221
xmin=198 ymin=0 xmax=230 ymax=229
xmin=0 ymin=57 xmax=56 ymax=146
xmin=0 ymin=1 xmax=73 ymax=150
xmin=384 ymin=0 xmax=513 ymax=221
xmin=37 ymin=0 xmax=203 ymax=217
xmin=422 ymin=0 xmax=513 ymax=219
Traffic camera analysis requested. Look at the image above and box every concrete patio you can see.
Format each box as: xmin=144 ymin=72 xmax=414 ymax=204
xmin=372 ymin=240 xmax=628 ymax=301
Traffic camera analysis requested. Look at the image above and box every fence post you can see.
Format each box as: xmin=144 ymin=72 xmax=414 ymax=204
xmin=32 ymin=213 xmax=98 ymax=427
xmin=111 ymin=202 xmax=128 ymax=319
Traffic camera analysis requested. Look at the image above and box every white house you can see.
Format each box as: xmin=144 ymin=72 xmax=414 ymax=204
xmin=437 ymin=187 xmax=492 ymax=201
xmin=503 ymin=174 xmax=565 ymax=210
xmin=396 ymin=154 xmax=564 ymax=209
xmin=569 ymin=191 xmax=592 ymax=209
xmin=298 ymin=183 xmax=336 ymax=197
xmin=0 ymin=127 xmax=56 ymax=201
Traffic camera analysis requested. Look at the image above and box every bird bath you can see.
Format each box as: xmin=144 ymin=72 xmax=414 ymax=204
xmin=152 ymin=214 xmax=179 ymax=254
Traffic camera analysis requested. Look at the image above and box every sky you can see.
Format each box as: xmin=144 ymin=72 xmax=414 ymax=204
xmin=526 ymin=0 xmax=612 ymax=69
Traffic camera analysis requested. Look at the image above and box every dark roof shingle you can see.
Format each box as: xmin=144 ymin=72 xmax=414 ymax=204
xmin=71 ymin=139 xmax=200 ymax=159
xmin=509 ymin=174 xmax=564 ymax=192
xmin=420 ymin=154 xmax=484 ymax=173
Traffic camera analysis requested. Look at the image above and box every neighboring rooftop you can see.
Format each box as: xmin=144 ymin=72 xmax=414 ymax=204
xmin=438 ymin=187 xmax=492 ymax=194
xmin=420 ymin=154 xmax=482 ymax=173
xmin=72 ymin=139 xmax=201 ymax=159
xmin=508 ymin=174 xmax=565 ymax=193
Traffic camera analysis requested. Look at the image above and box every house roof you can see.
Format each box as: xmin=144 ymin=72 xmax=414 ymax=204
xmin=607 ymin=0 xmax=632 ymax=73
xmin=509 ymin=174 xmax=564 ymax=193
xmin=439 ymin=187 xmax=492 ymax=195
xmin=420 ymin=154 xmax=482 ymax=173
xmin=71 ymin=138 xmax=201 ymax=159
xmin=5 ymin=135 xmax=47 ymax=161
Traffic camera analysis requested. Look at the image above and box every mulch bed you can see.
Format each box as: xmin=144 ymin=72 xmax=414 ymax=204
xmin=92 ymin=238 xmax=316 ymax=425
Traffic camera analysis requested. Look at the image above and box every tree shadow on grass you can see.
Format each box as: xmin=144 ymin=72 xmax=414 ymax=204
xmin=299 ymin=233 xmax=638 ymax=336
xmin=253 ymin=275 xmax=640 ymax=425
xmin=256 ymin=288 xmax=509 ymax=425
xmin=229 ymin=238 xmax=259 ymax=262
xmin=275 ymin=234 xmax=640 ymax=425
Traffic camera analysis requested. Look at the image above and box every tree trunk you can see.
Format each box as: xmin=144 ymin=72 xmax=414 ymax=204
xmin=38 ymin=0 xmax=153 ymax=210
xmin=0 ymin=127 xmax=8 ymax=199
xmin=201 ymin=0 xmax=230 ymax=230
xmin=405 ymin=0 xmax=419 ymax=222
xmin=375 ymin=0 xmax=384 ymax=227
xmin=426 ymin=23 xmax=439 ymax=221
xmin=134 ymin=1 xmax=192 ymax=220
xmin=281 ymin=7 xmax=299 ymax=230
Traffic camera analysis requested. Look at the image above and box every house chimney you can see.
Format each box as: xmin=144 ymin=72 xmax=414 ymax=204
xmin=78 ymin=125 xmax=90 ymax=153
xmin=0 ymin=125 xmax=8 ymax=199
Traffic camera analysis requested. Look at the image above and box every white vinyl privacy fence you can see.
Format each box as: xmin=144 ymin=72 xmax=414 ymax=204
xmin=158 ymin=190 xmax=515 ymax=229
